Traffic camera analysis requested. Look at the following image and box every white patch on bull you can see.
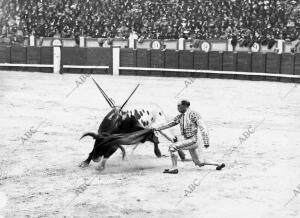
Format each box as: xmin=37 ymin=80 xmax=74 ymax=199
xmin=122 ymin=112 xmax=127 ymax=120
xmin=118 ymin=103 xmax=177 ymax=142
xmin=107 ymin=113 xmax=114 ymax=120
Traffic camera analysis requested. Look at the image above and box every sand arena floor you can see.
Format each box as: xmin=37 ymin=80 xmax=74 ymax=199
xmin=0 ymin=71 xmax=299 ymax=218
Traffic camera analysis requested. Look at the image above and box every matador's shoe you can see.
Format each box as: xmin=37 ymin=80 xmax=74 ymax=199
xmin=216 ymin=163 xmax=225 ymax=170
xmin=163 ymin=169 xmax=179 ymax=174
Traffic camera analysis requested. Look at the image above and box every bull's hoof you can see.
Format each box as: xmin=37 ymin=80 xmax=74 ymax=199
xmin=96 ymin=165 xmax=105 ymax=171
xmin=155 ymin=154 xmax=162 ymax=158
xmin=154 ymin=148 xmax=162 ymax=158
xmin=93 ymin=156 xmax=102 ymax=163
xmin=79 ymin=161 xmax=89 ymax=168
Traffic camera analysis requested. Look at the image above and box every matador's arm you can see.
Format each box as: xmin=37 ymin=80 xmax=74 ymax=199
xmin=156 ymin=115 xmax=180 ymax=131
xmin=156 ymin=121 xmax=178 ymax=131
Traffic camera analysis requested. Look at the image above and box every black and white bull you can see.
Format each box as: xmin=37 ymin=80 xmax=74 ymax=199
xmin=79 ymin=78 xmax=185 ymax=171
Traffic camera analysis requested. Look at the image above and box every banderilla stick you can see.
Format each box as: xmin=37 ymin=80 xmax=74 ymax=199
xmin=158 ymin=130 xmax=175 ymax=142
xmin=131 ymin=130 xmax=174 ymax=155
xmin=157 ymin=130 xmax=187 ymax=160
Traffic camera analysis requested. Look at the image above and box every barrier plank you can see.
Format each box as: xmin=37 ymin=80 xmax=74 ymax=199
xmin=136 ymin=49 xmax=150 ymax=76
xmin=222 ymin=52 xmax=236 ymax=71
xmin=27 ymin=47 xmax=41 ymax=72
xmin=280 ymin=53 xmax=294 ymax=75
xmin=61 ymin=47 xmax=86 ymax=73
xmin=86 ymin=48 xmax=111 ymax=74
xmin=165 ymin=50 xmax=179 ymax=77
xmin=27 ymin=47 xmax=41 ymax=64
xmin=294 ymin=54 xmax=300 ymax=83
xmin=0 ymin=46 xmax=11 ymax=63
xmin=40 ymin=47 xmax=53 ymax=73
xmin=208 ymin=51 xmax=221 ymax=70
xmin=252 ymin=53 xmax=266 ymax=72
xmin=266 ymin=53 xmax=280 ymax=81
xmin=208 ymin=51 xmax=222 ymax=78
xmin=0 ymin=46 xmax=11 ymax=71
xmin=266 ymin=53 xmax=280 ymax=74
xmin=11 ymin=46 xmax=26 ymax=63
xmin=178 ymin=50 xmax=193 ymax=77
xmin=222 ymin=51 xmax=236 ymax=79
xmin=40 ymin=47 xmax=53 ymax=64
xmin=61 ymin=47 xmax=86 ymax=65
xmin=0 ymin=46 xmax=11 ymax=70
xmin=236 ymin=52 xmax=251 ymax=80
xmin=150 ymin=50 xmax=164 ymax=76
xmin=251 ymin=52 xmax=266 ymax=81
xmin=10 ymin=46 xmax=26 ymax=71
xmin=120 ymin=48 xmax=136 ymax=75
xmin=193 ymin=51 xmax=208 ymax=78
xmin=237 ymin=52 xmax=251 ymax=72
xmin=280 ymin=53 xmax=294 ymax=82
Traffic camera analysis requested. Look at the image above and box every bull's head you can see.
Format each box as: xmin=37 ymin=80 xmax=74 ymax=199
xmin=99 ymin=107 xmax=122 ymax=133
xmin=91 ymin=77 xmax=140 ymax=133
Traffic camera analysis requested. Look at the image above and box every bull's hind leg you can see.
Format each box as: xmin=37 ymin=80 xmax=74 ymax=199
xmin=96 ymin=145 xmax=118 ymax=171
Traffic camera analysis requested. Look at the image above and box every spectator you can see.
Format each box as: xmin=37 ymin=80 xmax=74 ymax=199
xmin=291 ymin=35 xmax=300 ymax=53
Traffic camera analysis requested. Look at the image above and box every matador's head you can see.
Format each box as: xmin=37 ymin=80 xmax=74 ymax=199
xmin=177 ymin=99 xmax=190 ymax=113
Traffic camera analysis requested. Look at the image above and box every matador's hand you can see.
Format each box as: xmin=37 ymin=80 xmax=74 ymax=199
xmin=169 ymin=144 xmax=177 ymax=152
xmin=151 ymin=127 xmax=157 ymax=131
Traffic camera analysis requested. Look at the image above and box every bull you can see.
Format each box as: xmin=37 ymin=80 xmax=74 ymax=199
xmin=79 ymin=78 xmax=186 ymax=171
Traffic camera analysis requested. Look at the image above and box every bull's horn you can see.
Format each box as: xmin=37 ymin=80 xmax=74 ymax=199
xmin=120 ymin=84 xmax=140 ymax=111
xmin=91 ymin=77 xmax=115 ymax=108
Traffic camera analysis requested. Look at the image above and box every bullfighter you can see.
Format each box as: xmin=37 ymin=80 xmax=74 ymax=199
xmin=155 ymin=99 xmax=225 ymax=174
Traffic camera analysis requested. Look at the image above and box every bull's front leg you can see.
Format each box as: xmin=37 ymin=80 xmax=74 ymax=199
xmin=96 ymin=158 xmax=107 ymax=171
xmin=150 ymin=134 xmax=162 ymax=157
xmin=154 ymin=142 xmax=162 ymax=157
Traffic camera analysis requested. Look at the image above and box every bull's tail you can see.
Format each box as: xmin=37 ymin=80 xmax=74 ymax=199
xmin=80 ymin=132 xmax=100 ymax=140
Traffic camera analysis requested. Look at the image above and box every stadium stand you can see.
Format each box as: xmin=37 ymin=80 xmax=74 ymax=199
xmin=0 ymin=0 xmax=299 ymax=49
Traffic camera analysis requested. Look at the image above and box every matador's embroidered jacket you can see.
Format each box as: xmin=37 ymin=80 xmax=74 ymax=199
xmin=157 ymin=108 xmax=209 ymax=146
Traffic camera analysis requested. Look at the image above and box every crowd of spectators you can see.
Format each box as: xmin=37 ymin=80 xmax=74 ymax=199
xmin=0 ymin=0 xmax=24 ymax=45
xmin=0 ymin=0 xmax=299 ymax=48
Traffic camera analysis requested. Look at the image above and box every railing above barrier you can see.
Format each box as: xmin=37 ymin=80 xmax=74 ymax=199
xmin=63 ymin=65 xmax=109 ymax=69
xmin=0 ymin=63 xmax=53 ymax=68
xmin=118 ymin=66 xmax=300 ymax=79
